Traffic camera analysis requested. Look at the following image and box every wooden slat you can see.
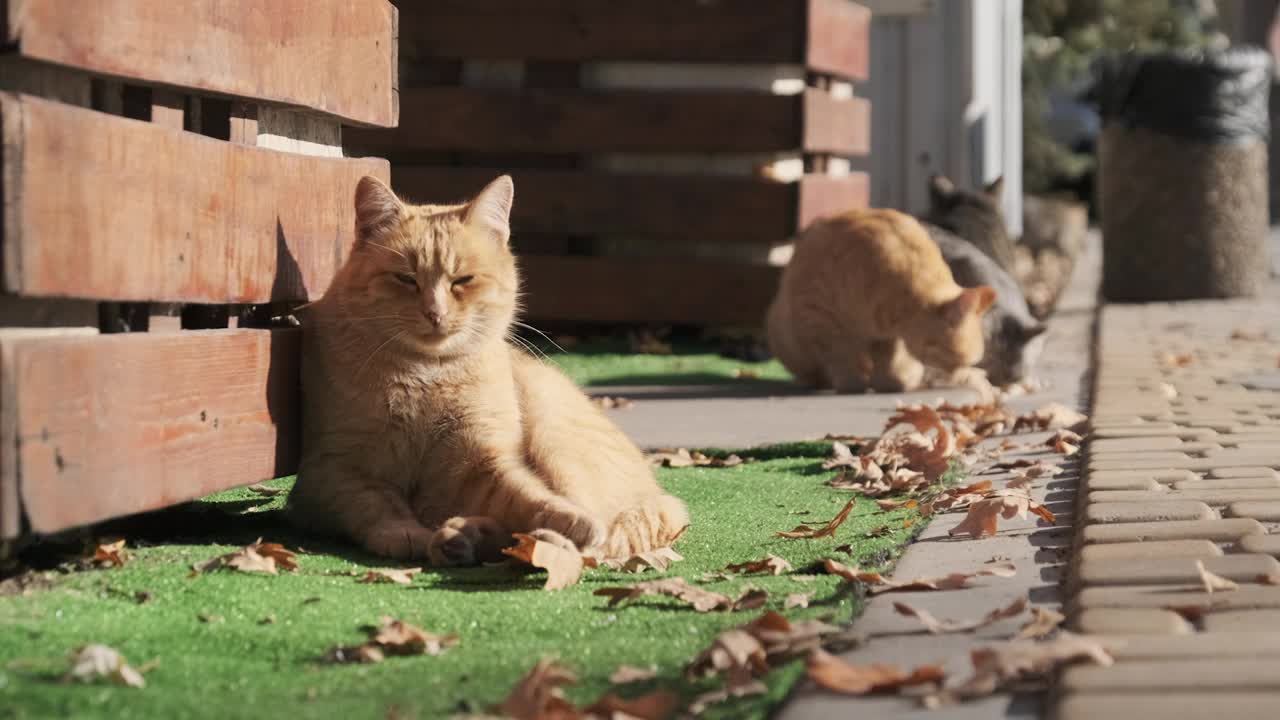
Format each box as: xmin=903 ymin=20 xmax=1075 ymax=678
xmin=346 ymin=88 xmax=869 ymax=155
xmin=395 ymin=167 xmax=869 ymax=241
xmin=397 ymin=0 xmax=869 ymax=81
xmin=1 ymin=329 xmax=298 ymax=537
xmin=519 ymin=256 xmax=779 ymax=326
xmin=1 ymin=92 xmax=389 ymax=303
xmin=3 ymin=0 xmax=398 ymax=127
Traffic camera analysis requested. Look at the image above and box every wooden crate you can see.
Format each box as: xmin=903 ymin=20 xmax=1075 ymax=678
xmin=0 ymin=0 xmax=398 ymax=540
xmin=348 ymin=0 xmax=872 ymax=327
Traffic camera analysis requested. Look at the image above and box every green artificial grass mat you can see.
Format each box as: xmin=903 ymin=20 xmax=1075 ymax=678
xmin=0 ymin=444 xmax=932 ymax=720
xmin=532 ymin=337 xmax=791 ymax=387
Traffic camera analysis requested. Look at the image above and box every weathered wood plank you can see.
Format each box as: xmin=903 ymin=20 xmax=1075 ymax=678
xmin=397 ymin=0 xmax=869 ymax=80
xmin=1 ymin=92 xmax=389 ymax=303
xmin=3 ymin=0 xmax=398 ymax=127
xmin=519 ymin=256 xmax=780 ymax=326
xmin=395 ymin=167 xmax=869 ymax=240
xmin=2 ymin=329 xmax=298 ymax=537
xmin=346 ymin=88 xmax=869 ymax=155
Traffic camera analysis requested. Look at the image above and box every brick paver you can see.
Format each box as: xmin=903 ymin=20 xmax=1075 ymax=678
xmin=1057 ymin=296 xmax=1280 ymax=719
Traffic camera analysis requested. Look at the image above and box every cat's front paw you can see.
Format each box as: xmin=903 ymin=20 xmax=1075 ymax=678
xmin=531 ymin=500 xmax=605 ymax=550
xmin=363 ymin=522 xmax=436 ymax=560
xmin=428 ymin=516 xmax=511 ymax=567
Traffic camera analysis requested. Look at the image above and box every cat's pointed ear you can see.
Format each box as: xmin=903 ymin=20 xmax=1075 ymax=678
xmin=354 ymin=175 xmax=403 ymax=241
xmin=929 ymin=174 xmax=956 ymax=205
xmin=945 ymin=286 xmax=998 ymax=323
xmin=984 ymin=175 xmax=1005 ymax=198
xmin=465 ymin=175 xmax=514 ymax=243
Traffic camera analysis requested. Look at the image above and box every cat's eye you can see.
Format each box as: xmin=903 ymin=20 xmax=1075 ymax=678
xmin=452 ymin=275 xmax=475 ymax=287
xmin=394 ymin=272 xmax=418 ymax=287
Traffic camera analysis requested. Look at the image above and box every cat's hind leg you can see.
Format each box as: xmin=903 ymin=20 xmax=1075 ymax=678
xmin=869 ymin=338 xmax=925 ymax=393
xmin=428 ymin=516 xmax=511 ymax=567
xmin=820 ymin=337 xmax=875 ymax=394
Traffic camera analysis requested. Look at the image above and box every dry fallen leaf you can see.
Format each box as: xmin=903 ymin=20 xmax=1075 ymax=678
xmin=609 ymin=664 xmax=658 ymax=685
xmin=784 ymin=593 xmax=812 ymax=609
xmin=358 ymin=567 xmax=422 ymax=586
xmin=928 ymin=632 xmax=1114 ymax=706
xmin=584 ymin=690 xmax=678 ymax=720
xmin=590 ymin=396 xmax=635 ymax=411
xmin=823 ymin=441 xmax=860 ymax=470
xmin=806 ymin=649 xmax=944 ymax=695
xmin=1196 ymin=560 xmax=1239 ymax=593
xmin=503 ymin=533 xmax=584 ymax=590
xmin=247 ymin=483 xmax=285 ymax=497
xmin=776 ymin=498 xmax=856 ymax=539
xmin=494 ymin=658 xmax=579 ymax=720
xmin=92 ymin=539 xmax=128 ymax=568
xmin=588 ymin=546 xmax=685 ymax=573
xmin=1011 ymin=403 xmax=1088 ymax=433
xmin=191 ymin=539 xmax=298 ymax=575
xmin=876 ymin=498 xmax=919 ymax=511
xmin=949 ymin=490 xmax=1056 ymax=539
xmin=327 ymin=617 xmax=458 ymax=665
xmin=991 ymin=459 xmax=1037 ymax=471
xmin=646 ymin=448 xmax=745 ymax=468
xmin=687 ymin=681 xmax=768 ymax=716
xmin=722 ymin=555 xmax=793 ymax=577
xmin=825 ymin=559 xmax=1016 ymax=594
xmin=892 ymin=596 xmax=1027 ymax=634
xmin=1016 ymin=606 xmax=1066 ymax=639
xmin=1045 ymin=428 xmax=1083 ymax=456
xmin=1158 ymin=351 xmax=1195 ymax=368
xmin=66 ymin=644 xmax=146 ymax=689
xmin=595 ymin=577 xmax=740 ymax=612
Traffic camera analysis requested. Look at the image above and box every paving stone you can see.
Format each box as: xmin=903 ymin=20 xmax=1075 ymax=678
xmin=1073 ymin=608 xmax=1193 ymax=634
xmin=1057 ymin=691 xmax=1280 ymax=720
xmin=1087 ymin=476 xmax=1162 ymax=492
xmin=1091 ymin=426 xmax=1212 ymax=440
xmin=1089 ymin=469 xmax=1198 ymax=485
xmin=1201 ymin=610 xmax=1280 ymax=632
xmin=1174 ymin=477 xmax=1280 ymax=490
xmin=1088 ymin=452 xmax=1193 ymax=471
xmin=1083 ymin=501 xmax=1214 ymax=524
xmin=1226 ymin=501 xmax=1280 ymax=521
xmin=1074 ymin=584 xmax=1280 ymax=611
xmin=1091 ymin=440 xmax=1221 ymax=455
xmin=1088 ymin=437 xmax=1187 ymax=452
xmin=1209 ymin=466 xmax=1280 ymax=479
xmin=1090 ymin=489 xmax=1280 ymax=504
xmin=1091 ymin=454 xmax=1280 ymax=472
xmin=1101 ymin=631 xmax=1280 ymax=659
xmin=1081 ymin=518 xmax=1265 ymax=544
xmin=1077 ymin=554 xmax=1279 ymax=586
xmin=1061 ymin=658 xmax=1280 ymax=691
xmin=1236 ymin=533 xmax=1280 ymax=557
xmin=1079 ymin=540 xmax=1223 ymax=563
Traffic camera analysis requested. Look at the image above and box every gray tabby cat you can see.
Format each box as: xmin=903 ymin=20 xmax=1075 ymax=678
xmin=922 ymin=175 xmax=1047 ymax=385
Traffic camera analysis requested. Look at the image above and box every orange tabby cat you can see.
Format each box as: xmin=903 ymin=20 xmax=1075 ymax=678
xmin=766 ymin=208 xmax=997 ymax=393
xmin=287 ymin=175 xmax=688 ymax=565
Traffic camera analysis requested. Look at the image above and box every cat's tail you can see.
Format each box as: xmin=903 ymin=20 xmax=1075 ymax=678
xmin=600 ymin=493 xmax=691 ymax=559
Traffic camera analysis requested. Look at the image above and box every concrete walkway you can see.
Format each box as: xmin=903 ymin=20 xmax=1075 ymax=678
xmin=592 ymin=235 xmax=1103 ymax=719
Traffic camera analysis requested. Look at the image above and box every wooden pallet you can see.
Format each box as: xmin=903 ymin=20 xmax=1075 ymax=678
xmin=0 ymin=0 xmax=398 ymax=540
xmin=356 ymin=0 xmax=872 ymax=327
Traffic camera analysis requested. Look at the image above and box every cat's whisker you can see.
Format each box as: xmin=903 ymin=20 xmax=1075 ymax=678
xmin=512 ymin=321 xmax=568 ymax=355
xmin=507 ymin=331 xmax=551 ymax=363
xmin=355 ymin=329 xmax=408 ymax=382
xmin=364 ymin=242 xmax=408 ymax=260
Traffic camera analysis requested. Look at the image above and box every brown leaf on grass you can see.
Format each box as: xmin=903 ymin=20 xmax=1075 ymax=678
xmin=1046 ymin=428 xmax=1083 ymax=456
xmin=358 ymin=567 xmax=422 ymax=586
xmin=66 ymin=644 xmax=147 ymax=689
xmin=371 ymin=617 xmax=459 ymax=657
xmin=588 ymin=546 xmax=685 ymax=573
xmin=784 ymin=593 xmax=812 ymax=609
xmin=494 ymin=658 xmax=579 ymax=720
xmin=722 ymin=554 xmax=793 ymax=576
xmin=590 ymin=396 xmax=635 ymax=411
xmin=1017 ymin=607 xmax=1066 ymax=639
xmin=503 ymin=533 xmax=584 ymax=590
xmin=584 ymin=690 xmax=678 ymax=720
xmin=776 ymin=498 xmax=855 ymax=539
xmin=949 ymin=491 xmax=1056 ymax=539
xmin=892 ymin=596 xmax=1027 ymax=634
xmin=1158 ymin=351 xmax=1195 ymax=368
xmin=806 ymin=649 xmax=944 ymax=695
xmin=865 ymin=525 xmax=892 ymax=538
xmin=734 ymin=589 xmax=770 ymax=612
xmin=1011 ymin=403 xmax=1088 ymax=433
xmin=646 ymin=448 xmax=744 ymax=468
xmin=1196 ymin=560 xmax=1239 ymax=593
xmin=687 ymin=681 xmax=768 ymax=716
xmin=595 ymin=578 xmax=737 ymax=612
xmin=824 ymin=559 xmax=1016 ymax=594
xmin=92 ymin=539 xmax=128 ymax=568
xmin=247 ymin=483 xmax=285 ymax=497
xmin=876 ymin=498 xmax=919 ymax=511
xmin=609 ymin=664 xmax=658 ymax=685
xmin=191 ymin=538 xmax=298 ymax=575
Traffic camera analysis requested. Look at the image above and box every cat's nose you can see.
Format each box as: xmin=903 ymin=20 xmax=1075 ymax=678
xmin=425 ymin=310 xmax=445 ymax=329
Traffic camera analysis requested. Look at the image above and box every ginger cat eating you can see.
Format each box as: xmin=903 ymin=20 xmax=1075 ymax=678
xmin=287 ymin=175 xmax=688 ymax=565
xmin=766 ymin=208 xmax=997 ymax=393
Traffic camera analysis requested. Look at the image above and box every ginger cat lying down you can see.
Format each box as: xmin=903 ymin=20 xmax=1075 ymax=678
xmin=766 ymin=208 xmax=997 ymax=393
xmin=287 ymin=175 xmax=688 ymax=565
